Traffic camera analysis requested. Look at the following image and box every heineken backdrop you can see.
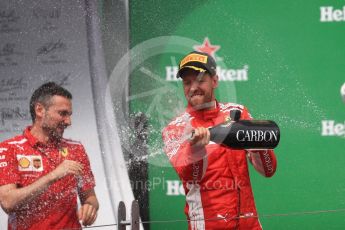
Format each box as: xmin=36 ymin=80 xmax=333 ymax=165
xmin=128 ymin=0 xmax=345 ymax=229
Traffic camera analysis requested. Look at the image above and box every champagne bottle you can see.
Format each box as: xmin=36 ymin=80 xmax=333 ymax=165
xmin=190 ymin=109 xmax=280 ymax=149
xmin=209 ymin=119 xmax=280 ymax=149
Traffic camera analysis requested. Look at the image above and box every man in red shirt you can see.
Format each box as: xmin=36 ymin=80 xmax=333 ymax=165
xmin=162 ymin=51 xmax=277 ymax=230
xmin=0 ymin=82 xmax=99 ymax=229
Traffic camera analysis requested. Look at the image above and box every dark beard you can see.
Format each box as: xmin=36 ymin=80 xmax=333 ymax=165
xmin=42 ymin=125 xmax=64 ymax=141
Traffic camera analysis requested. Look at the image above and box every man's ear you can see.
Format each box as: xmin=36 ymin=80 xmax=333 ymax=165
xmin=35 ymin=103 xmax=45 ymax=120
xmin=212 ymin=75 xmax=219 ymax=89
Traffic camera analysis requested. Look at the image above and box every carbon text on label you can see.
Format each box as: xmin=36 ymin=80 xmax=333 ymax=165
xmin=236 ymin=130 xmax=279 ymax=142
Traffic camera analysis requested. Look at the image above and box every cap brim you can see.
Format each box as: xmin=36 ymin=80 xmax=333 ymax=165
xmin=177 ymin=66 xmax=207 ymax=78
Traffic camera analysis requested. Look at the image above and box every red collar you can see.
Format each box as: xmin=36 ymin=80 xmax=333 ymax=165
xmin=186 ymin=101 xmax=220 ymax=120
xmin=23 ymin=126 xmax=60 ymax=148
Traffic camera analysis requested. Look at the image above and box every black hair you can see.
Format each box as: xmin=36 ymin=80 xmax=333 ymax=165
xmin=29 ymin=82 xmax=72 ymax=122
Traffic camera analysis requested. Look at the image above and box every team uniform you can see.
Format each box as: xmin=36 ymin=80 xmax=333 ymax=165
xmin=0 ymin=126 xmax=95 ymax=230
xmin=162 ymin=102 xmax=277 ymax=230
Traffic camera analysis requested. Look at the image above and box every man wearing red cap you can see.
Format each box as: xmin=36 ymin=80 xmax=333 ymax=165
xmin=162 ymin=51 xmax=277 ymax=230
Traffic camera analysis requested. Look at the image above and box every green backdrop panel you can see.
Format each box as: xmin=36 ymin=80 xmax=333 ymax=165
xmin=129 ymin=1 xmax=345 ymax=229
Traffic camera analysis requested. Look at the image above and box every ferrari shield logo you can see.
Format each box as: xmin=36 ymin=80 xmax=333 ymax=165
xmin=59 ymin=148 xmax=68 ymax=157
xmin=225 ymin=116 xmax=231 ymax=122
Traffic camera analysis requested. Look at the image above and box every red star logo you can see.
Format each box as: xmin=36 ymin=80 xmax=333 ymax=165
xmin=193 ymin=37 xmax=220 ymax=58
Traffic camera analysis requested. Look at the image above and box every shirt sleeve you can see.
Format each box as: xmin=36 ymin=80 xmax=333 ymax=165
xmin=239 ymin=105 xmax=253 ymax=120
xmin=0 ymin=142 xmax=20 ymax=186
xmin=162 ymin=124 xmax=206 ymax=183
xmin=77 ymin=145 xmax=96 ymax=192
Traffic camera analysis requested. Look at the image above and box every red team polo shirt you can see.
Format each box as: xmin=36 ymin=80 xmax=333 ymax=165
xmin=0 ymin=127 xmax=96 ymax=230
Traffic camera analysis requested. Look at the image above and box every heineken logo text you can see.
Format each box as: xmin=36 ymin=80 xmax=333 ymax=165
xmin=166 ymin=65 xmax=248 ymax=82
xmin=320 ymin=6 xmax=345 ymax=22
xmin=321 ymin=120 xmax=345 ymax=136
xmin=236 ymin=130 xmax=278 ymax=142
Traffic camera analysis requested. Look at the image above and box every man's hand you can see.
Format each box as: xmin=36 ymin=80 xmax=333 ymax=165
xmin=49 ymin=160 xmax=83 ymax=181
xmin=78 ymin=203 xmax=98 ymax=226
xmin=0 ymin=160 xmax=83 ymax=213
xmin=189 ymin=127 xmax=210 ymax=147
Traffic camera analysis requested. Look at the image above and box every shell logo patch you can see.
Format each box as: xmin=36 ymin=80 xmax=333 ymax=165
xmin=19 ymin=157 xmax=30 ymax=168
xmin=17 ymin=155 xmax=43 ymax=172
xmin=59 ymin=148 xmax=68 ymax=157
